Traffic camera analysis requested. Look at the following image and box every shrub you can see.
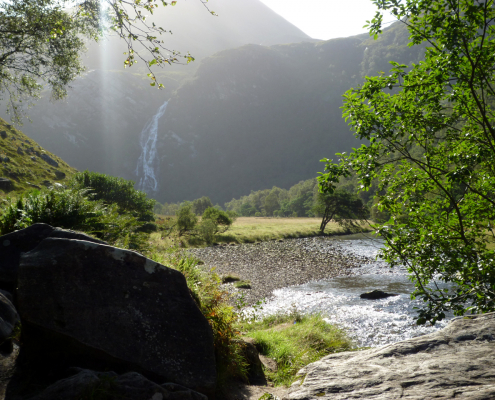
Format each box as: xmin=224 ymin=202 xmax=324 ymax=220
xmin=202 ymin=207 xmax=233 ymax=233
xmin=0 ymin=188 xmax=149 ymax=252
xmin=70 ymin=171 xmax=155 ymax=221
xmin=0 ymin=188 xmax=106 ymax=234
xmin=176 ymin=202 xmax=198 ymax=236
xmin=226 ymin=210 xmax=238 ymax=222
xmin=197 ymin=219 xmax=217 ymax=244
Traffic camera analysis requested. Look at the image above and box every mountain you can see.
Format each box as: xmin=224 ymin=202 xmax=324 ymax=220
xmin=0 ymin=118 xmax=77 ymax=196
xmin=1 ymin=0 xmax=315 ymax=194
xmin=81 ymin=0 xmax=316 ymax=71
xmin=3 ymin=15 xmax=426 ymax=204
xmin=144 ymin=21 xmax=427 ymax=203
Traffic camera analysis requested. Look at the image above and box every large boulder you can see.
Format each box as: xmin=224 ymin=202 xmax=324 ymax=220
xmin=0 ymin=223 xmax=105 ymax=288
xmin=17 ymin=238 xmax=216 ymax=397
xmin=288 ymin=312 xmax=495 ymax=399
xmin=0 ymin=292 xmax=19 ymax=342
xmin=40 ymin=153 xmax=59 ymax=167
xmin=0 ymin=178 xmax=12 ymax=191
xmin=28 ymin=368 xmax=208 ymax=400
xmin=360 ymin=290 xmax=399 ymax=300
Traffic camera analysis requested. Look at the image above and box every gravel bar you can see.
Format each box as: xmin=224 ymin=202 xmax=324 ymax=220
xmin=188 ymin=237 xmax=373 ymax=304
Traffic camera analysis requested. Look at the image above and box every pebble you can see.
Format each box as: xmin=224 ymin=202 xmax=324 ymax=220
xmin=188 ymin=237 xmax=373 ymax=305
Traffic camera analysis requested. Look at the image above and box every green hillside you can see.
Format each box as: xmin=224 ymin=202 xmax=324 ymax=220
xmin=0 ymin=118 xmax=77 ymax=197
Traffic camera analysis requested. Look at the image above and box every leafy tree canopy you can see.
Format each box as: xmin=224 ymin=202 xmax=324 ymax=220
xmin=192 ymin=196 xmax=214 ymax=216
xmin=313 ymin=189 xmax=368 ymax=234
xmin=319 ymin=0 xmax=495 ymax=324
xmin=202 ymin=207 xmax=232 ymax=232
xmin=0 ymin=0 xmax=207 ymax=122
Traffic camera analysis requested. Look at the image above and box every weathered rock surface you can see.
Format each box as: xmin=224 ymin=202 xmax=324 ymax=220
xmin=40 ymin=153 xmax=59 ymax=167
xmin=288 ymin=312 xmax=495 ymax=399
xmin=0 ymin=223 xmax=105 ymax=288
xmin=28 ymin=369 xmax=208 ymax=400
xmin=0 ymin=292 xmax=19 ymax=342
xmin=238 ymin=338 xmax=267 ymax=385
xmin=17 ymin=238 xmax=216 ymax=396
xmin=0 ymin=178 xmax=12 ymax=191
xmin=54 ymin=170 xmax=66 ymax=179
xmin=360 ymin=290 xmax=399 ymax=300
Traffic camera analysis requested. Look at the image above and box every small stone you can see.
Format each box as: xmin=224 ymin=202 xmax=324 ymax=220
xmin=41 ymin=153 xmax=59 ymax=167
xmin=54 ymin=170 xmax=66 ymax=179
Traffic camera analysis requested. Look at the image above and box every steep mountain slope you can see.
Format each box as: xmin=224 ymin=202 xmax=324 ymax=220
xmin=5 ymin=19 xmax=426 ymax=205
xmin=0 ymin=118 xmax=77 ymax=196
xmin=11 ymin=70 xmax=171 ymax=179
xmin=149 ymin=21 xmax=426 ymax=203
xmin=1 ymin=0 xmax=315 ymax=194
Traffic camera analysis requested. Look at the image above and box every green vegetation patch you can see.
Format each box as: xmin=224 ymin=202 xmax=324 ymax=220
xmin=0 ymin=117 xmax=77 ymax=197
xmin=234 ymin=280 xmax=251 ymax=289
xmin=222 ymin=274 xmax=241 ymax=283
xmin=239 ymin=314 xmax=354 ymax=386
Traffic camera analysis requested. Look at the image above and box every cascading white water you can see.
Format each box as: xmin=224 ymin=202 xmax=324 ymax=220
xmin=135 ymin=101 xmax=168 ymax=193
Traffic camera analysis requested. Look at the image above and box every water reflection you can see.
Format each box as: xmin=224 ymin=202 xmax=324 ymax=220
xmin=251 ymin=236 xmax=452 ymax=348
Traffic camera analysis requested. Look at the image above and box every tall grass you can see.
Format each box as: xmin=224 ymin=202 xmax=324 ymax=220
xmin=238 ymin=313 xmax=354 ymax=386
xmin=0 ymin=188 xmax=149 ymax=251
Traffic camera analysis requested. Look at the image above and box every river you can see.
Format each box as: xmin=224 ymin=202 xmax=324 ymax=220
xmin=244 ymin=234 xmax=453 ymax=347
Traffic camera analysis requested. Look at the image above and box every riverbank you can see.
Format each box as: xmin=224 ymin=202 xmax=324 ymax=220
xmin=188 ymin=236 xmax=374 ymax=305
xmin=215 ymin=217 xmax=371 ymax=244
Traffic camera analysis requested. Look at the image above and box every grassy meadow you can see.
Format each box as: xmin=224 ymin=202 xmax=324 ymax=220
xmin=151 ymin=216 xmax=372 ymax=250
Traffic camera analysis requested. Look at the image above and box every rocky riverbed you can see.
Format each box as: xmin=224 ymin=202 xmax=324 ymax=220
xmin=188 ymin=237 xmax=373 ymax=304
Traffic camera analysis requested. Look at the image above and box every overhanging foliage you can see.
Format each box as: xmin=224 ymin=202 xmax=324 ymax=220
xmin=319 ymin=0 xmax=495 ymax=324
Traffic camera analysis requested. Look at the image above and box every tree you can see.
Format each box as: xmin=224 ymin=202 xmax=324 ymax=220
xmin=192 ymin=196 xmax=214 ymax=216
xmin=175 ymin=202 xmax=198 ymax=237
xmin=319 ymin=0 xmax=495 ymax=324
xmin=0 ymin=0 xmax=209 ymax=122
xmin=263 ymin=190 xmax=280 ymax=217
xmin=202 ymin=207 xmax=233 ymax=233
xmin=313 ymin=189 xmax=368 ymax=234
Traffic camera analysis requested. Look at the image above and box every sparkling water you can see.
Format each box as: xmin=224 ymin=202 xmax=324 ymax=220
xmin=250 ymin=235 xmax=452 ymax=347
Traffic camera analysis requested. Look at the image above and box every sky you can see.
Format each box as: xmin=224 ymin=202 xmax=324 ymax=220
xmin=258 ymin=0 xmax=394 ymax=40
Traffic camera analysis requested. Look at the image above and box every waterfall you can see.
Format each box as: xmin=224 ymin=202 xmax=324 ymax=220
xmin=135 ymin=101 xmax=168 ymax=194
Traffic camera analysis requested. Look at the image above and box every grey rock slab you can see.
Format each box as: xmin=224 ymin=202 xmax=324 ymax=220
xmin=0 ymin=178 xmax=12 ymax=191
xmin=28 ymin=369 xmax=208 ymax=400
xmin=40 ymin=153 xmax=59 ymax=167
xmin=0 ymin=223 xmax=105 ymax=287
xmin=17 ymin=238 xmax=216 ymax=397
xmin=54 ymin=170 xmax=66 ymax=179
xmin=288 ymin=312 xmax=495 ymax=400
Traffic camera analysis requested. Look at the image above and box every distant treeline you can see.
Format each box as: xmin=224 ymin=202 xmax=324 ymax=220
xmin=154 ymin=176 xmax=386 ymax=221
